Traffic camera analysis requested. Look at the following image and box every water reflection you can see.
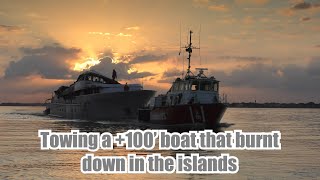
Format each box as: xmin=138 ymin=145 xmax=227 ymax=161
xmin=0 ymin=106 xmax=319 ymax=179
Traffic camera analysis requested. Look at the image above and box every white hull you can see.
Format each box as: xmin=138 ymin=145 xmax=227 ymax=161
xmin=47 ymin=90 xmax=155 ymax=120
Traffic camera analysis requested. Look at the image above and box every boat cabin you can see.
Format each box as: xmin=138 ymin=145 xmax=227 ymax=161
xmin=76 ymin=71 xmax=119 ymax=84
xmin=169 ymin=77 xmax=219 ymax=93
xmin=153 ymin=69 xmax=221 ymax=107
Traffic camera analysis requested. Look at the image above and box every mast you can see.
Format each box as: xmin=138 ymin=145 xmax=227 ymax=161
xmin=184 ymin=30 xmax=199 ymax=79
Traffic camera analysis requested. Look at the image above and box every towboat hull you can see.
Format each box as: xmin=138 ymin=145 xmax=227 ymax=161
xmin=139 ymin=103 xmax=227 ymax=129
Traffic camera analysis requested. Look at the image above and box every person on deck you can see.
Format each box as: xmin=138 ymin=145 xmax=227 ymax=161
xmin=112 ymin=69 xmax=117 ymax=81
xmin=124 ymin=83 xmax=129 ymax=91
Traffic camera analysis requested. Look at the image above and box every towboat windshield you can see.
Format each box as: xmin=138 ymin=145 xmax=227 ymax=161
xmin=170 ymin=79 xmax=219 ymax=92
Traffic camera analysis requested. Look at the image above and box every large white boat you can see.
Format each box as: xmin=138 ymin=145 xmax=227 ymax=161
xmin=44 ymin=70 xmax=155 ymax=120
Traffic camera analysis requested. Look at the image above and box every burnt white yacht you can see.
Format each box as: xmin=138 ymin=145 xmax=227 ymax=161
xmin=44 ymin=70 xmax=155 ymax=120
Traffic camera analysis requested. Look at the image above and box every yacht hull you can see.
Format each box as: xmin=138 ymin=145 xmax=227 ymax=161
xmin=140 ymin=103 xmax=227 ymax=129
xmin=46 ymin=90 xmax=155 ymax=120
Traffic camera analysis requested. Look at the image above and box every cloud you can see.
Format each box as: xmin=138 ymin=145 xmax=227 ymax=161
xmin=217 ymin=56 xmax=268 ymax=62
xmin=89 ymin=56 xmax=156 ymax=80
xmin=157 ymin=68 xmax=183 ymax=84
xmin=291 ymin=1 xmax=320 ymax=10
xmin=0 ymin=24 xmax=24 ymax=33
xmin=208 ymin=5 xmax=229 ymax=12
xmin=163 ymin=68 xmax=183 ymax=78
xmin=193 ymin=0 xmax=210 ymax=7
xmin=235 ymin=0 xmax=269 ymax=5
xmin=300 ymin=17 xmax=311 ymax=21
xmin=278 ymin=8 xmax=295 ymax=17
xmin=0 ymin=75 xmax=73 ymax=102
xmin=292 ymin=1 xmax=312 ymax=10
xmin=307 ymin=57 xmax=320 ymax=77
xmin=3 ymin=43 xmax=159 ymax=81
xmin=88 ymin=32 xmax=132 ymax=37
xmin=214 ymin=58 xmax=320 ymax=93
xmin=125 ymin=26 xmax=140 ymax=30
xmin=26 ymin=12 xmax=48 ymax=22
xmin=0 ymin=11 xmax=7 ymax=16
xmin=242 ymin=16 xmax=254 ymax=25
xmin=4 ymin=45 xmax=81 ymax=79
xmin=130 ymin=54 xmax=168 ymax=64
xmin=193 ymin=0 xmax=210 ymax=4
xmin=0 ymin=46 xmax=158 ymax=102
xmin=279 ymin=1 xmax=320 ymax=17
xmin=116 ymin=33 xmax=132 ymax=37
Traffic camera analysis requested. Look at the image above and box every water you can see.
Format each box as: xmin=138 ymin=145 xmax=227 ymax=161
xmin=0 ymin=106 xmax=319 ymax=179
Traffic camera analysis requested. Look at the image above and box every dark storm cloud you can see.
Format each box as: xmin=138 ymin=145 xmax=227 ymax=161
xmin=0 ymin=24 xmax=24 ymax=33
xmin=300 ymin=17 xmax=311 ymax=21
xmin=157 ymin=68 xmax=182 ymax=84
xmin=130 ymin=54 xmax=168 ymax=64
xmin=4 ymin=45 xmax=81 ymax=79
xmin=214 ymin=57 xmax=320 ymax=92
xmin=89 ymin=56 xmax=156 ymax=80
xmin=292 ymin=1 xmax=312 ymax=10
xmin=291 ymin=1 xmax=320 ymax=10
xmin=3 ymin=44 xmax=157 ymax=81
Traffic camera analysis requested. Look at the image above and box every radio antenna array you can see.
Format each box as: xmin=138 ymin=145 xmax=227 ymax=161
xmin=183 ymin=30 xmax=200 ymax=78
xmin=178 ymin=24 xmax=200 ymax=79
xmin=199 ymin=24 xmax=201 ymax=65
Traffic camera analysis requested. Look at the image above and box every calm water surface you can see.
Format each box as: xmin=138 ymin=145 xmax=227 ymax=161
xmin=0 ymin=106 xmax=319 ymax=180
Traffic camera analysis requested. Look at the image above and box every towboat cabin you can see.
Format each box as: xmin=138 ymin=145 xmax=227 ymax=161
xmin=153 ymin=68 xmax=221 ymax=107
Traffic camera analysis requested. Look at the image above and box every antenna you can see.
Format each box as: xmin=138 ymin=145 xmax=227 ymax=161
xmin=182 ymin=47 xmax=185 ymax=78
xmin=184 ymin=30 xmax=199 ymax=79
xmin=179 ymin=21 xmax=181 ymax=56
xmin=178 ymin=21 xmax=184 ymax=78
xmin=199 ymin=24 xmax=201 ymax=65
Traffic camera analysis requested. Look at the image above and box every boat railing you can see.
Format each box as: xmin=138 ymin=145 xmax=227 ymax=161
xmin=44 ymin=98 xmax=52 ymax=104
xmin=219 ymin=93 xmax=228 ymax=104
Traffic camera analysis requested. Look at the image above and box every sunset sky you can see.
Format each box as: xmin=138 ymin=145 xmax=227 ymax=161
xmin=0 ymin=0 xmax=319 ymax=103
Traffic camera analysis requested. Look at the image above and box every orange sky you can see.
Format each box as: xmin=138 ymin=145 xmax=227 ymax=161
xmin=0 ymin=0 xmax=319 ymax=103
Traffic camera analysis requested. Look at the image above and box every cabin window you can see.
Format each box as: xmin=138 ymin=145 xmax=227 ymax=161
xmin=173 ymin=83 xmax=179 ymax=91
xmin=199 ymin=82 xmax=209 ymax=91
xmin=198 ymin=81 xmax=219 ymax=91
xmin=88 ymin=76 xmax=92 ymax=81
xmin=179 ymin=83 xmax=185 ymax=91
xmin=213 ymin=83 xmax=219 ymax=91
xmin=191 ymin=81 xmax=199 ymax=91
xmin=185 ymin=83 xmax=190 ymax=90
xmin=93 ymin=76 xmax=99 ymax=82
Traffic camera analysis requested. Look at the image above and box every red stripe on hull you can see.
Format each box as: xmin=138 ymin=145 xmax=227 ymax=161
xmin=149 ymin=103 xmax=227 ymax=128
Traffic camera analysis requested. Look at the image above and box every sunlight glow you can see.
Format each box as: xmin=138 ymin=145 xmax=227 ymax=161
xmin=73 ymin=57 xmax=101 ymax=71
xmin=127 ymin=67 xmax=137 ymax=74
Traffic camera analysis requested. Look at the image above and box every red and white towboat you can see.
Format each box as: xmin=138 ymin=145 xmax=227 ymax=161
xmin=138 ymin=30 xmax=227 ymax=129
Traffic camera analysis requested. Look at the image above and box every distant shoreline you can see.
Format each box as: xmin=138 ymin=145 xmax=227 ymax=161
xmin=227 ymin=102 xmax=320 ymax=108
xmin=0 ymin=103 xmax=45 ymax=106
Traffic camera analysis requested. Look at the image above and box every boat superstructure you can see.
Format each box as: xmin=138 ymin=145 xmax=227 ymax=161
xmin=45 ymin=70 xmax=155 ymax=120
